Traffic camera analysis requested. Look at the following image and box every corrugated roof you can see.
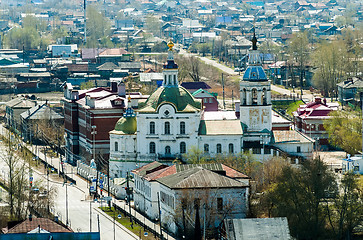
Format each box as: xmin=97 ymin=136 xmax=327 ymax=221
xmin=272 ymin=130 xmax=314 ymax=143
xmin=225 ymin=217 xmax=291 ymax=240
xmin=157 ymin=167 xmax=248 ymax=189
xmin=20 ymin=104 xmax=63 ymax=120
xmin=8 ymin=217 xmax=72 ymax=233
xmin=199 ymin=120 xmax=243 ymax=135
xmin=131 ymin=161 xmax=167 ymax=177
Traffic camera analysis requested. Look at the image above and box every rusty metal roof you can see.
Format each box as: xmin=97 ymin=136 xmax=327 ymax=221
xmin=157 ymin=167 xmax=248 ymax=189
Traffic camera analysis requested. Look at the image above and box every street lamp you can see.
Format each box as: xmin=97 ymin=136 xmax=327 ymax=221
xmin=91 ymin=125 xmax=97 ymax=198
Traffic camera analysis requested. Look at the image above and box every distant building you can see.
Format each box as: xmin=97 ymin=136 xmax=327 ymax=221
xmin=20 ymin=103 xmax=64 ymax=143
xmin=132 ymin=162 xmax=250 ymax=235
xmin=5 ymin=97 xmax=37 ymax=134
xmin=63 ymin=82 xmax=128 ymax=165
xmin=293 ymin=97 xmax=339 ymax=146
xmin=337 ymin=77 xmax=363 ymax=105
xmin=342 ymin=155 xmax=363 ymax=175
xmin=192 ymin=89 xmax=218 ymax=111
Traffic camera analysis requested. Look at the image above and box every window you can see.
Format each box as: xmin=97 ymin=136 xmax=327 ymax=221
xmin=217 ymin=198 xmax=223 ymax=211
xmin=149 ymin=142 xmax=156 ymax=154
xmin=180 ymin=122 xmax=185 ymax=135
xmin=209 ymin=98 xmax=213 ymax=103
xmin=173 ymin=75 xmax=176 ymax=85
xmin=164 ymin=122 xmax=170 ymax=134
xmin=204 ymin=144 xmax=209 ymax=153
xmin=252 ymin=148 xmax=261 ymax=154
xmin=353 ymin=166 xmax=360 ymax=172
xmin=252 ymin=88 xmax=258 ymax=105
xmin=228 ymin=143 xmax=234 ymax=154
xmin=180 ymin=142 xmax=186 ymax=154
xmin=150 ymin=121 xmax=155 ymax=134
xmin=165 ymin=146 xmax=171 ymax=154
xmin=114 ymin=142 xmax=118 ymax=151
xmin=297 ymin=146 xmax=301 ymax=153
xmin=264 ymin=146 xmax=271 ymax=154
xmin=262 ymin=88 xmax=267 ymax=105
xmin=204 ymin=98 xmax=208 ymax=103
xmin=217 ymin=144 xmax=222 ymax=154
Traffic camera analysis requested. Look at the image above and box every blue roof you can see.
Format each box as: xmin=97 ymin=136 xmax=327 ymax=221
xmin=243 ymin=66 xmax=268 ymax=81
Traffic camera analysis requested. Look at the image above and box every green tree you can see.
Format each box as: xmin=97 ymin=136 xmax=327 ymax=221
xmin=183 ymin=146 xmax=206 ymax=164
xmin=324 ymin=110 xmax=361 ymax=155
xmin=145 ymin=15 xmax=161 ymax=38
xmin=287 ymin=31 xmax=310 ymax=93
xmin=267 ymin=157 xmax=337 ymax=239
xmin=86 ymin=5 xmax=112 ymax=47
xmin=326 ymin=172 xmax=363 ymax=239
xmin=312 ymin=40 xmax=350 ymax=97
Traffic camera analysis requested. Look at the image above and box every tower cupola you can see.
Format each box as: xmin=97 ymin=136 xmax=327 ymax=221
xmin=162 ymin=40 xmax=179 ymax=87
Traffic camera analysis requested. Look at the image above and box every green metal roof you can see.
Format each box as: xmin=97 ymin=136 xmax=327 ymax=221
xmin=114 ymin=115 xmax=137 ymax=134
xmin=138 ymin=86 xmax=202 ymax=113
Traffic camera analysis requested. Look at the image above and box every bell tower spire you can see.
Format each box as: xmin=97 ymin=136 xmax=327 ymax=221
xmin=162 ymin=40 xmax=179 ymax=87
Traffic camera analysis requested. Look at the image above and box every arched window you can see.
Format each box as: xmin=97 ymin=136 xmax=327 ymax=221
xmin=180 ymin=122 xmax=185 ymax=135
xmin=165 ymin=146 xmax=171 ymax=154
xmin=150 ymin=121 xmax=155 ymax=134
xmin=165 ymin=122 xmax=170 ymax=134
xmin=180 ymin=142 xmax=186 ymax=154
xmin=242 ymin=88 xmax=247 ymax=105
xmin=252 ymin=88 xmax=258 ymax=105
xmin=228 ymin=143 xmax=234 ymax=154
xmin=173 ymin=75 xmax=176 ymax=85
xmin=262 ymin=88 xmax=267 ymax=105
xmin=149 ymin=142 xmax=156 ymax=154
xmin=217 ymin=144 xmax=222 ymax=154
xmin=204 ymin=144 xmax=209 ymax=153
xmin=114 ymin=142 xmax=118 ymax=152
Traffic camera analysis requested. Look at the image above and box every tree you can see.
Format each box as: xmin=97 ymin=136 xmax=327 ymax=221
xmin=287 ymin=32 xmax=310 ymax=94
xmin=324 ymin=110 xmax=361 ymax=155
xmin=312 ymin=40 xmax=349 ymax=97
xmin=183 ymin=146 xmax=206 ymax=164
xmin=145 ymin=15 xmax=161 ymax=38
xmin=267 ymin=157 xmax=337 ymax=239
xmin=86 ymin=5 xmax=112 ymax=48
xmin=326 ymin=172 xmax=363 ymax=239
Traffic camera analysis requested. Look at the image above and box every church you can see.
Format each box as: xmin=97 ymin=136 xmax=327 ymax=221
xmin=109 ymin=38 xmax=314 ymax=178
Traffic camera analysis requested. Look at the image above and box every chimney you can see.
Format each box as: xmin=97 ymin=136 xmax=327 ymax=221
xmin=111 ymin=81 xmax=117 ymax=93
xmin=118 ymin=81 xmax=126 ymax=97
xmin=71 ymin=90 xmax=79 ymax=101
xmin=29 ymin=214 xmax=32 ymax=221
xmin=315 ymin=97 xmax=321 ymax=104
xmin=54 ymin=216 xmax=59 ymax=223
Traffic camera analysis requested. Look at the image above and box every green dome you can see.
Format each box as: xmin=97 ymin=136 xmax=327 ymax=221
xmin=114 ymin=116 xmax=137 ymax=134
xmin=139 ymin=86 xmax=202 ymax=113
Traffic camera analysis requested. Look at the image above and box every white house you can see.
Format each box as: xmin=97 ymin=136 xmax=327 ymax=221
xmin=132 ymin=162 xmax=250 ymax=236
xmin=342 ymin=155 xmax=363 ymax=175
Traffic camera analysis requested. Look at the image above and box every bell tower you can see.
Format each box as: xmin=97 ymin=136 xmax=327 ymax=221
xmin=239 ymin=30 xmax=272 ymax=133
xmin=162 ymin=40 xmax=179 ymax=88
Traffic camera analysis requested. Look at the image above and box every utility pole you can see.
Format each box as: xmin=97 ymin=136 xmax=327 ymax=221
xmin=84 ymin=0 xmax=87 ymax=43
xmin=232 ymin=89 xmax=234 ymax=111
xmin=126 ymin=172 xmax=133 ymax=228
xmin=91 ymin=125 xmax=97 ymax=198
xmin=222 ymin=73 xmax=225 ymax=109
xmin=90 ymin=200 xmax=92 ymax=232
xmin=157 ymin=192 xmax=163 ymax=239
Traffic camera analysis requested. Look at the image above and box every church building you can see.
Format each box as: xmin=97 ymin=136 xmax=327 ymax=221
xmin=109 ymin=38 xmax=314 ymax=178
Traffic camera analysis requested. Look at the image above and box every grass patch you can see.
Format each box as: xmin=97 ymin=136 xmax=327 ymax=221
xmin=286 ymin=100 xmax=304 ymax=116
xmin=100 ymin=207 xmax=158 ymax=240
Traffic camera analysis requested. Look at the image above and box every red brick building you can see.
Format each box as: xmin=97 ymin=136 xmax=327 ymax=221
xmin=293 ymin=97 xmax=339 ymax=146
xmin=63 ymin=82 xmax=127 ymax=165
